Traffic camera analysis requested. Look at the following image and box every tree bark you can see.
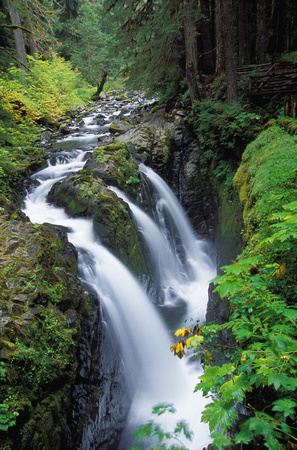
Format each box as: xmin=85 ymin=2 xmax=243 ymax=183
xmin=256 ymin=0 xmax=268 ymax=64
xmin=199 ymin=0 xmax=215 ymax=74
xmin=183 ymin=0 xmax=200 ymax=102
xmin=215 ymin=0 xmax=224 ymax=74
xmin=94 ymin=71 xmax=108 ymax=99
xmin=219 ymin=0 xmax=238 ymax=103
xmin=238 ymin=0 xmax=250 ymax=66
xmin=23 ymin=0 xmax=37 ymax=57
xmin=7 ymin=0 xmax=27 ymax=71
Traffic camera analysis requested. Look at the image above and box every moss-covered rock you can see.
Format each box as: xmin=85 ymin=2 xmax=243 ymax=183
xmin=84 ymin=142 xmax=141 ymax=197
xmin=48 ymin=169 xmax=148 ymax=277
xmin=113 ymin=108 xmax=174 ymax=172
xmin=233 ymin=121 xmax=297 ymax=307
xmin=109 ymin=121 xmax=132 ymax=134
xmin=0 ymin=209 xmax=90 ymax=450
xmin=233 ymin=122 xmax=297 ymax=244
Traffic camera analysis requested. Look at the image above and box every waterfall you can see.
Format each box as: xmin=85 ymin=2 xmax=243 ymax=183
xmin=22 ymin=97 xmax=215 ymax=450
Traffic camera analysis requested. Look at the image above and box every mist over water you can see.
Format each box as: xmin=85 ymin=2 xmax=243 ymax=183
xmin=23 ymin=98 xmax=215 ymax=449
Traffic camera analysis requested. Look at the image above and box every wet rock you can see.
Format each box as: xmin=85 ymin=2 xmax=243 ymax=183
xmin=40 ymin=130 xmax=53 ymax=143
xmin=109 ymin=121 xmax=133 ymax=134
xmin=113 ymin=108 xmax=174 ymax=177
xmin=0 ymin=209 xmax=92 ymax=449
xmin=84 ymin=142 xmax=141 ymax=197
xmin=48 ymin=169 xmax=148 ymax=277
xmin=59 ymin=122 xmax=71 ymax=135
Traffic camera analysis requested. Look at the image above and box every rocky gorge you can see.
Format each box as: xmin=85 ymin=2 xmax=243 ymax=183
xmin=0 ymin=93 xmax=240 ymax=449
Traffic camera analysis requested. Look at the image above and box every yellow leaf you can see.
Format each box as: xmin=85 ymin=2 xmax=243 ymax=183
xmin=186 ymin=335 xmax=204 ymax=348
xmin=175 ymin=328 xmax=192 ymax=337
xmin=275 ymin=263 xmax=286 ymax=278
xmin=170 ymin=341 xmax=186 ymax=359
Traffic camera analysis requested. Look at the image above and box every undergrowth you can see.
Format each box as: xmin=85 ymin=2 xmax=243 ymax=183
xmin=0 ymin=54 xmax=93 ymax=196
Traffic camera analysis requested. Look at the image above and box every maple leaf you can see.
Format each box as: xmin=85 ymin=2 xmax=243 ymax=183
xmin=175 ymin=328 xmax=192 ymax=337
xmin=170 ymin=341 xmax=186 ymax=359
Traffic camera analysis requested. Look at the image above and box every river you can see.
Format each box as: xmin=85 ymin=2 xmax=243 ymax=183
xmin=22 ymin=94 xmax=216 ymax=449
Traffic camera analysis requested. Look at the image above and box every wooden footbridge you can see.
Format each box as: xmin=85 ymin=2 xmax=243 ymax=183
xmin=237 ymin=63 xmax=297 ymax=116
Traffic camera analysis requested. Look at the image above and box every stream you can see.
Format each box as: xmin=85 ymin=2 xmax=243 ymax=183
xmin=22 ymin=94 xmax=216 ymax=449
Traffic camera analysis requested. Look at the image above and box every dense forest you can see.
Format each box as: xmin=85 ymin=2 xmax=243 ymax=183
xmin=1 ymin=0 xmax=297 ymax=449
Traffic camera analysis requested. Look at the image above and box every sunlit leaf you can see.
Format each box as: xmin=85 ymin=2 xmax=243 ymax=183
xmin=175 ymin=328 xmax=191 ymax=337
xmin=170 ymin=341 xmax=185 ymax=359
xmin=186 ymin=335 xmax=204 ymax=348
xmin=274 ymin=263 xmax=286 ymax=278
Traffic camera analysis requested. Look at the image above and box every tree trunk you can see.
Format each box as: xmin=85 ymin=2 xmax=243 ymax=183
xmin=219 ymin=0 xmax=238 ymax=103
xmin=94 ymin=71 xmax=108 ymax=99
xmin=7 ymin=0 xmax=27 ymax=71
xmin=215 ymin=0 xmax=224 ymax=74
xmin=199 ymin=0 xmax=215 ymax=74
xmin=183 ymin=0 xmax=200 ymax=102
xmin=65 ymin=0 xmax=79 ymax=19
xmin=269 ymin=0 xmax=284 ymax=58
xmin=256 ymin=0 xmax=268 ymax=64
xmin=238 ymin=0 xmax=250 ymax=66
xmin=23 ymin=0 xmax=37 ymax=57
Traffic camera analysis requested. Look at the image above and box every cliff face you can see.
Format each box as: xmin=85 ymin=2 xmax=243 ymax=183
xmin=0 ymin=195 xmax=90 ymax=449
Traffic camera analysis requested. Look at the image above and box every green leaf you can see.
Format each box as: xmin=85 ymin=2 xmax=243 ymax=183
xmin=210 ymin=430 xmax=232 ymax=448
xmin=196 ymin=364 xmax=235 ymax=395
xmin=152 ymin=424 xmax=165 ymax=442
xmin=173 ymin=420 xmax=193 ymax=441
xmin=219 ymin=374 xmax=251 ymax=403
xmin=272 ymin=398 xmax=297 ymax=417
xmin=201 ymin=399 xmax=238 ymax=432
xmin=133 ymin=421 xmax=154 ymax=439
xmin=234 ymin=428 xmax=253 ymax=445
xmin=282 ymin=308 xmax=297 ymax=322
xmin=152 ymin=403 xmax=176 ymax=416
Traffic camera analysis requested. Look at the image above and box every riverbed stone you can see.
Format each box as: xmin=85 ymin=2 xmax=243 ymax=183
xmin=109 ymin=121 xmax=132 ymax=134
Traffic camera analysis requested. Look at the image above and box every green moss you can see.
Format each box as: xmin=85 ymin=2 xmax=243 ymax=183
xmin=234 ymin=123 xmax=297 ymax=243
xmin=109 ymin=121 xmax=132 ymax=134
xmin=90 ymin=143 xmax=141 ymax=196
xmin=275 ymin=116 xmax=297 ymax=135
xmin=93 ymin=193 xmax=148 ymax=276
xmin=96 ymin=142 xmax=127 ymax=153
xmin=50 ymin=169 xmax=148 ymax=277
xmin=232 ymin=119 xmax=297 ymax=307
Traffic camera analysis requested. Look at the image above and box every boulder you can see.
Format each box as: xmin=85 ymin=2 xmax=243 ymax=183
xmin=113 ymin=108 xmax=174 ymax=174
xmin=109 ymin=121 xmax=133 ymax=134
xmin=48 ymin=168 xmax=148 ymax=277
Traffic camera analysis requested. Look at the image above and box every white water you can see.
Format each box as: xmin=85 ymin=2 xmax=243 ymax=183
xmin=22 ymin=100 xmax=215 ymax=449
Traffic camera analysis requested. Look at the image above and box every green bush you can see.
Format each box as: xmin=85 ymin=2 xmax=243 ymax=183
xmin=0 ymin=54 xmax=92 ymax=124
xmin=0 ymin=53 xmax=93 ymax=195
xmin=187 ymin=99 xmax=265 ymax=163
xmin=12 ymin=310 xmax=75 ymax=390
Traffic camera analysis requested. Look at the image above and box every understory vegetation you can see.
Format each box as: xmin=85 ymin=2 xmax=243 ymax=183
xmin=0 ymin=55 xmax=93 ymax=197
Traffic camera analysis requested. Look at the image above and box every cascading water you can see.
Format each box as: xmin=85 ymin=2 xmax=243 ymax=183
xmin=22 ymin=95 xmax=216 ymax=450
